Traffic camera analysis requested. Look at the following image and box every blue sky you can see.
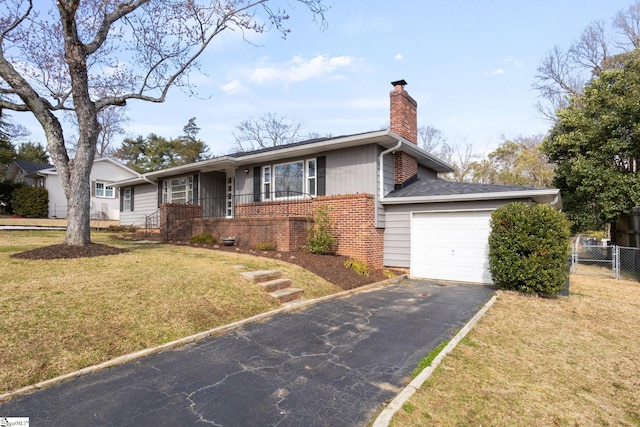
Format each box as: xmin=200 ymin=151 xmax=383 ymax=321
xmin=12 ymin=0 xmax=638 ymax=158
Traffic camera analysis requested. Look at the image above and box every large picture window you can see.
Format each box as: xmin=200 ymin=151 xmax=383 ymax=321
xmin=163 ymin=176 xmax=194 ymax=204
xmin=261 ymin=159 xmax=316 ymax=200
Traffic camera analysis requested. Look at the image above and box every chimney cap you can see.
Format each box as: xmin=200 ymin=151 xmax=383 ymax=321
xmin=391 ymin=79 xmax=407 ymax=88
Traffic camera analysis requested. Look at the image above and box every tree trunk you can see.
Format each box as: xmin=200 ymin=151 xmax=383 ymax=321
xmin=65 ymin=174 xmax=92 ymax=245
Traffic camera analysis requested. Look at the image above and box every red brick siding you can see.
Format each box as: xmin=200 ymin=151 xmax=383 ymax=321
xmin=194 ymin=217 xmax=308 ymax=251
xmin=394 ymin=152 xmax=418 ymax=185
xmin=190 ymin=194 xmax=384 ymax=269
xmin=311 ymin=194 xmax=383 ymax=269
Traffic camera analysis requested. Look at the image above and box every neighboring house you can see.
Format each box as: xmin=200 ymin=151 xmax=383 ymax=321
xmin=113 ymin=80 xmax=561 ymax=284
xmin=6 ymin=158 xmax=138 ymax=220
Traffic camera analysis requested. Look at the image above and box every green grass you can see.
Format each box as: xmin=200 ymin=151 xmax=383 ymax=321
xmin=0 ymin=230 xmax=340 ymax=395
xmin=410 ymin=339 xmax=449 ymax=379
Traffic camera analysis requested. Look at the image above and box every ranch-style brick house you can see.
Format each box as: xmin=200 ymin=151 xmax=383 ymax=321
xmin=113 ymin=80 xmax=561 ymax=284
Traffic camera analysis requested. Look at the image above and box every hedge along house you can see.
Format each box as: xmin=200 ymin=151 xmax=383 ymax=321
xmin=113 ymin=80 xmax=561 ymax=283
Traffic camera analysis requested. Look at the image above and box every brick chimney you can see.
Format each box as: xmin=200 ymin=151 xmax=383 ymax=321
xmin=390 ymin=80 xmax=418 ymax=189
xmin=390 ymin=79 xmax=417 ymax=144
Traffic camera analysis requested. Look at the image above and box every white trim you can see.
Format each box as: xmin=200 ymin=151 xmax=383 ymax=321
xmin=381 ymin=189 xmax=560 ymax=205
xmin=95 ymin=181 xmax=116 ymax=198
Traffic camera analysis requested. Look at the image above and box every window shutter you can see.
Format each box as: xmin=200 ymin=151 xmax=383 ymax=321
xmin=317 ymin=156 xmax=326 ymax=196
xmin=192 ymin=174 xmax=199 ymax=204
xmin=91 ymin=180 xmax=96 ymax=197
xmin=253 ymin=167 xmax=261 ymax=202
xmin=120 ymin=187 xmax=124 ymax=212
xmin=130 ymin=187 xmax=135 ymax=211
xmin=157 ymin=179 xmax=163 ymax=206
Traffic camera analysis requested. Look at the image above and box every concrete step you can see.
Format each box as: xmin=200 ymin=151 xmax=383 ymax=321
xmin=240 ymin=270 xmax=282 ymax=283
xmin=269 ymin=287 xmax=304 ymax=304
xmin=261 ymin=278 xmax=293 ymax=293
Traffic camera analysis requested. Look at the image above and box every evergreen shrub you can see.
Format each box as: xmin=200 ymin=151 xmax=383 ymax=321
xmin=12 ymin=186 xmax=48 ymax=218
xmin=489 ymin=202 xmax=571 ymax=295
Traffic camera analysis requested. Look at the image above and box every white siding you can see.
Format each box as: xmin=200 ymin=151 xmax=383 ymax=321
xmin=119 ymin=183 xmax=157 ymax=227
xmin=90 ymin=160 xmax=138 ymax=220
xmin=46 ymin=174 xmax=67 ymax=218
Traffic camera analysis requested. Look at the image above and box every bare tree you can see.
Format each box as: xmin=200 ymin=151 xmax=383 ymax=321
xmin=534 ymin=2 xmax=640 ymax=119
xmin=0 ymin=1 xmax=326 ymax=246
xmin=445 ymin=142 xmax=475 ymax=182
xmin=233 ymin=113 xmax=303 ymax=152
xmin=97 ymin=106 xmax=129 ymax=158
xmin=418 ymin=126 xmax=446 ymax=153
xmin=613 ymin=1 xmax=640 ymax=49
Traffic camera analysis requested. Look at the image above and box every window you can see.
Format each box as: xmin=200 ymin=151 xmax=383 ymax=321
xmin=263 ymin=166 xmax=271 ymax=200
xmin=123 ymin=188 xmax=132 ymax=211
xmin=163 ymin=176 xmax=194 ymax=204
xmin=261 ymin=159 xmax=315 ymax=200
xmin=95 ymin=181 xmax=114 ymax=198
xmin=226 ymin=177 xmax=234 ymax=218
xmin=306 ymin=159 xmax=316 ymax=196
xmin=274 ymin=161 xmax=303 ymax=198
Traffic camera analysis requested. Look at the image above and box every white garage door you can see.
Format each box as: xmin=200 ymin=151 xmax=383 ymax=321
xmin=411 ymin=210 xmax=493 ymax=284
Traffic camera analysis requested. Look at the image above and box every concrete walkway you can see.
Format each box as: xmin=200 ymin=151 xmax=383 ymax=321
xmin=0 ymin=279 xmax=493 ymax=426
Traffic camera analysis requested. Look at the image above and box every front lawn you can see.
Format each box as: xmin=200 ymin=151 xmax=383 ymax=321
xmin=0 ymin=230 xmax=340 ymax=395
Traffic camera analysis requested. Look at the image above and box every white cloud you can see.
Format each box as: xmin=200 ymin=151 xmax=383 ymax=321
xmin=483 ymin=68 xmax=506 ymax=76
xmin=504 ymin=56 xmax=524 ymax=68
xmin=249 ymin=54 xmax=354 ymax=85
xmin=220 ymin=79 xmax=249 ymax=95
xmin=394 ymin=53 xmax=403 ymax=60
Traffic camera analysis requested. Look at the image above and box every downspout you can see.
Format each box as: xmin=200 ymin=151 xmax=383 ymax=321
xmin=379 ymin=140 xmax=402 ymax=200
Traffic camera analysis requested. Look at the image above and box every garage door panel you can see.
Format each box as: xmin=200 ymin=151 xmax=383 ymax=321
xmin=411 ymin=211 xmax=493 ymax=284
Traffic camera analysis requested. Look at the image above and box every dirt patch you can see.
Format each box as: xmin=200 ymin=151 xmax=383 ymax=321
xmin=10 ymin=243 xmax=129 ymax=260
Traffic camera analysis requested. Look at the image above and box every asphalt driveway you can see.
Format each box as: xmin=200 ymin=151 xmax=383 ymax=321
xmin=0 ymin=279 xmax=494 ymax=426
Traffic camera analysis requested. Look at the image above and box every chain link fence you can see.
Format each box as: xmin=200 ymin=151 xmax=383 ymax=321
xmin=571 ymin=236 xmax=640 ymax=280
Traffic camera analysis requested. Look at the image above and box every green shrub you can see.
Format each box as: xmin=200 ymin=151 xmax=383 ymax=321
xmin=306 ymin=205 xmax=336 ymax=255
xmin=343 ymin=258 xmax=370 ymax=276
xmin=489 ymin=202 xmax=571 ymax=295
xmin=190 ymin=232 xmax=215 ymax=244
xmin=254 ymin=241 xmax=278 ymax=251
xmin=12 ymin=186 xmax=48 ymax=218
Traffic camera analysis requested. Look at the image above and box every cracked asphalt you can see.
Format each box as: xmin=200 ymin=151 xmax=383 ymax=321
xmin=0 ymin=279 xmax=494 ymax=426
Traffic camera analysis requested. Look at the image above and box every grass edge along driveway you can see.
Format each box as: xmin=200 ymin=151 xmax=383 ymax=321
xmin=390 ymin=273 xmax=640 ymax=427
xmin=0 ymin=230 xmax=340 ymax=395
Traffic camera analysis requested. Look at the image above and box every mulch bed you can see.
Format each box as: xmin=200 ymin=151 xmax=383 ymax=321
xmin=202 ymin=243 xmax=389 ymax=290
xmin=10 ymin=243 xmax=130 ymax=260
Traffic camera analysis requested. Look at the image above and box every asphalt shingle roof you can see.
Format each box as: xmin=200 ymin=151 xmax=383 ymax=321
xmin=228 ymin=131 xmax=378 ymax=158
xmin=15 ymin=159 xmax=53 ymax=175
xmin=386 ymin=179 xmax=542 ymax=198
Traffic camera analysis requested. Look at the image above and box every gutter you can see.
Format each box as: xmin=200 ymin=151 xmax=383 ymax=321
xmin=379 ymin=140 xmax=402 ymax=199
xmin=380 ymin=189 xmax=560 ymax=204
